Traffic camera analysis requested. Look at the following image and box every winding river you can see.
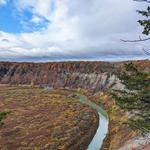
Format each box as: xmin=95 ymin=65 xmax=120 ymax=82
xmin=78 ymin=94 xmax=109 ymax=150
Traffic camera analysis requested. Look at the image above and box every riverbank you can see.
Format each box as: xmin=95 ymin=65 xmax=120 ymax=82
xmin=77 ymin=94 xmax=108 ymax=150
xmin=81 ymin=90 xmax=139 ymax=150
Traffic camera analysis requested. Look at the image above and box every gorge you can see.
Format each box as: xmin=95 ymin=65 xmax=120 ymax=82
xmin=0 ymin=60 xmax=150 ymax=150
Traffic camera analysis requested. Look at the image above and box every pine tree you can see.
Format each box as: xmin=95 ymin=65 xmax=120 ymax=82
xmin=137 ymin=2 xmax=150 ymax=35
xmin=112 ymin=63 xmax=150 ymax=134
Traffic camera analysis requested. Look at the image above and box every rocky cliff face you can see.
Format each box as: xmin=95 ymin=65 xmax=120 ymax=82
xmin=0 ymin=60 xmax=149 ymax=90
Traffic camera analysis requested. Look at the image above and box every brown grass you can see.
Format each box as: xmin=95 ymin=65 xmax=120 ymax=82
xmin=0 ymin=86 xmax=98 ymax=150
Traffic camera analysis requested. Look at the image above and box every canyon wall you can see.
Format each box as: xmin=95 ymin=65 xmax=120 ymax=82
xmin=0 ymin=60 xmax=149 ymax=90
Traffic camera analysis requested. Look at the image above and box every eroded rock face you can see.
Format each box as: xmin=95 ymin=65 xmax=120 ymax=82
xmin=67 ymin=72 xmax=119 ymax=90
xmin=0 ymin=60 xmax=149 ymax=90
xmin=0 ymin=62 xmax=116 ymax=90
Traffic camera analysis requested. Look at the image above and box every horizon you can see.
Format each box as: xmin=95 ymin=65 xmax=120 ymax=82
xmin=0 ymin=58 xmax=149 ymax=64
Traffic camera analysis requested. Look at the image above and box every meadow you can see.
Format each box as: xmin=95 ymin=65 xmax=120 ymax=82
xmin=0 ymin=86 xmax=98 ymax=150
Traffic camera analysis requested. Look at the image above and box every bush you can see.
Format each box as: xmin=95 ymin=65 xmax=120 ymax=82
xmin=0 ymin=111 xmax=10 ymax=125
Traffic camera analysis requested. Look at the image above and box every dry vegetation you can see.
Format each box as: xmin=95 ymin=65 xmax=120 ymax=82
xmin=0 ymin=86 xmax=98 ymax=150
xmin=80 ymin=90 xmax=139 ymax=150
xmin=97 ymin=93 xmax=138 ymax=150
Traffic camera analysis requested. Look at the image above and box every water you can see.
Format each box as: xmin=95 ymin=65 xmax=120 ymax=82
xmin=88 ymin=113 xmax=108 ymax=150
xmin=77 ymin=94 xmax=109 ymax=150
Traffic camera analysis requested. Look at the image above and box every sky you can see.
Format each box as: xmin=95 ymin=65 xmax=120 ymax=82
xmin=0 ymin=0 xmax=149 ymax=62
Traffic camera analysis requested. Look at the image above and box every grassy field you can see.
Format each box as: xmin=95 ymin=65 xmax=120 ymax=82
xmin=0 ymin=86 xmax=98 ymax=150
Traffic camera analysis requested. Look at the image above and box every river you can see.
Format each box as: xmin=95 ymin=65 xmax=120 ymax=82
xmin=78 ymin=94 xmax=109 ymax=150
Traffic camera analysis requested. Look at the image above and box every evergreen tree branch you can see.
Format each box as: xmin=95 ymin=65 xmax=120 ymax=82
xmin=133 ymin=0 xmax=150 ymax=3
xmin=143 ymin=48 xmax=150 ymax=55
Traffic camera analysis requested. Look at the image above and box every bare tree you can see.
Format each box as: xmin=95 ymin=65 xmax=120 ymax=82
xmin=121 ymin=0 xmax=150 ymax=55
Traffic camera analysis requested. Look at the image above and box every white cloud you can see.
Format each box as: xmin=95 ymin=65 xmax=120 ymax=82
xmin=0 ymin=0 xmax=7 ymax=5
xmin=0 ymin=0 xmax=149 ymax=61
xmin=31 ymin=15 xmax=43 ymax=24
xmin=14 ymin=0 xmax=54 ymax=20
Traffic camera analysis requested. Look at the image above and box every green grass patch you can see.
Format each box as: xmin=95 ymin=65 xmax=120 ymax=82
xmin=0 ymin=111 xmax=11 ymax=125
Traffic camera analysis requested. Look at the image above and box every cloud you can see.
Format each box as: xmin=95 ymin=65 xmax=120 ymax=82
xmin=0 ymin=0 xmax=7 ymax=5
xmin=0 ymin=0 xmax=149 ymax=61
xmin=1 ymin=38 xmax=10 ymax=42
xmin=31 ymin=15 xmax=44 ymax=24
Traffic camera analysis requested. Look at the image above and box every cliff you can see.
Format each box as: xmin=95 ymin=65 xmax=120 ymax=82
xmin=0 ymin=60 xmax=150 ymax=90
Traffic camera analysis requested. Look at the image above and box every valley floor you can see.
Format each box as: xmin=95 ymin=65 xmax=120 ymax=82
xmin=0 ymin=86 xmax=98 ymax=150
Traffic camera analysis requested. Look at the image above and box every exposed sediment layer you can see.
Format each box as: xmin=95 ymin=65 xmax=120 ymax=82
xmin=0 ymin=61 xmax=122 ymax=90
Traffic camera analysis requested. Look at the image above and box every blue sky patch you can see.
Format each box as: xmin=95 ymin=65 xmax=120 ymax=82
xmin=0 ymin=1 xmax=49 ymax=33
xmin=0 ymin=1 xmax=22 ymax=33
